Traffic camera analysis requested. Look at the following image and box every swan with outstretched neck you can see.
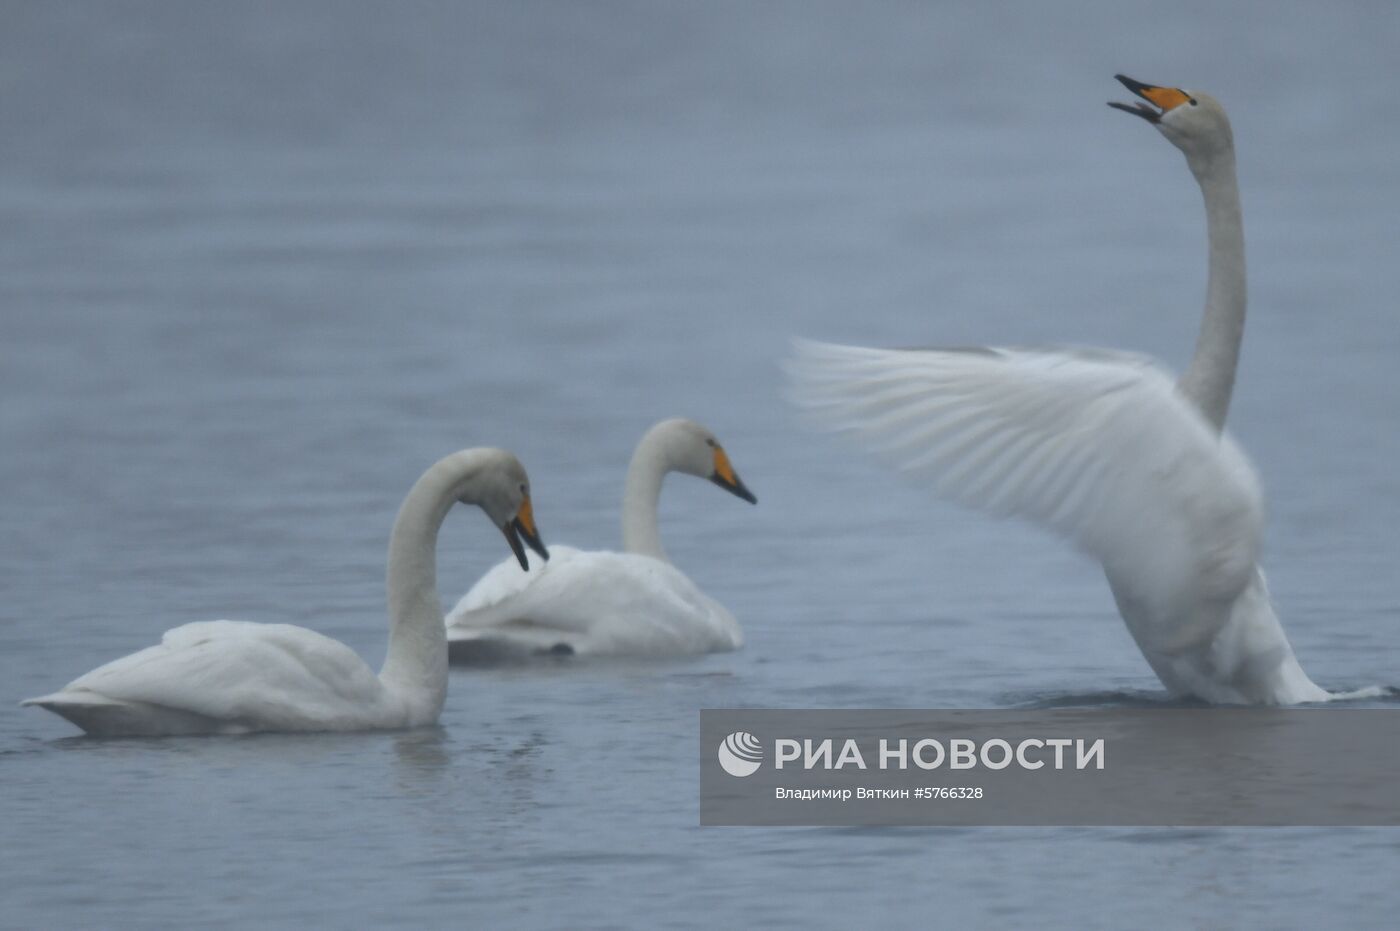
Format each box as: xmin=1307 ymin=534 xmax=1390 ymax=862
xmin=788 ymin=74 xmax=1347 ymax=705
xmin=446 ymin=418 xmax=756 ymax=659
xmin=23 ymin=448 xmax=549 ymax=736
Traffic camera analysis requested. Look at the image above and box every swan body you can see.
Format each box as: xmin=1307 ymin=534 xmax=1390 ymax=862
xmin=450 ymin=548 xmax=742 ymax=657
xmin=787 ymin=75 xmax=1331 ymax=705
xmin=446 ymin=418 xmax=755 ymax=659
xmin=23 ymin=448 xmax=548 ymax=736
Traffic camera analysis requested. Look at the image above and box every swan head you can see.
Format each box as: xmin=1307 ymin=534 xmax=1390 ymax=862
xmin=653 ymin=418 xmax=758 ymax=505
xmin=463 ymin=450 xmax=549 ymax=570
xmin=1109 ymin=74 xmax=1234 ymax=166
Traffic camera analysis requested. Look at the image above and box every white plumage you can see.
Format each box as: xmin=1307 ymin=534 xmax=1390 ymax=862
xmin=24 ymin=621 xmax=395 ymax=736
xmin=787 ymin=76 xmax=1335 ymax=704
xmin=450 ymin=547 xmax=741 ymax=657
xmin=446 ymin=418 xmax=755 ymax=659
xmin=23 ymin=448 xmax=549 ymax=736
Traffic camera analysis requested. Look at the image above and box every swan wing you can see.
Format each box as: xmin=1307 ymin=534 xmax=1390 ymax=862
xmin=787 ymin=340 xmax=1265 ymax=634
xmin=40 ymin=620 xmax=385 ymax=729
xmin=449 ymin=545 xmax=583 ymax=614
xmin=447 ymin=551 xmax=740 ymax=655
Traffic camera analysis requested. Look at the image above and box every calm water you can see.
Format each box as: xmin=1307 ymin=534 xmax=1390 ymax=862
xmin=3 ymin=2 xmax=1399 ymax=927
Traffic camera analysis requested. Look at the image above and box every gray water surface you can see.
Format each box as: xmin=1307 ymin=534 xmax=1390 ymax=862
xmin=3 ymin=2 xmax=1399 ymax=927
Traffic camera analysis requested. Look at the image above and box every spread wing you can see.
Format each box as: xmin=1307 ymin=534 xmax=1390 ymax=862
xmin=786 ymin=339 xmax=1265 ymax=616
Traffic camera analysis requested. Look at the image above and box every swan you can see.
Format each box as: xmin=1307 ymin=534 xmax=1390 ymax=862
xmin=22 ymin=448 xmax=549 ymax=736
xmin=787 ymin=74 xmax=1334 ymax=705
xmin=445 ymin=418 xmax=756 ymax=660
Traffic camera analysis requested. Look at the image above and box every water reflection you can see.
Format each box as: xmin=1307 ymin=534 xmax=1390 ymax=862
xmin=392 ymin=726 xmax=451 ymax=793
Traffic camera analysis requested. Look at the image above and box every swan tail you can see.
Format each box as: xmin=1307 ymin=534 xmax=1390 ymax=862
xmin=21 ymin=691 xmax=137 ymax=736
xmin=21 ymin=691 xmax=123 ymax=709
xmin=20 ymin=691 xmax=133 ymax=727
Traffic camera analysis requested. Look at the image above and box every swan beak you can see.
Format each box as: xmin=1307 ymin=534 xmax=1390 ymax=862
xmin=709 ymin=447 xmax=758 ymax=505
xmin=505 ymin=495 xmax=549 ymax=570
xmin=1108 ymin=74 xmax=1190 ymax=124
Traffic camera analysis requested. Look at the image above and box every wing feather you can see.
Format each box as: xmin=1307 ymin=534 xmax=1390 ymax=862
xmin=447 ymin=551 xmax=740 ymax=654
xmin=786 ymin=339 xmax=1264 ymax=612
xmin=56 ymin=620 xmax=384 ymax=727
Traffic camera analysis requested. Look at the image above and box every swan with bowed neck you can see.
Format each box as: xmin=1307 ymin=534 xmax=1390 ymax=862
xmin=446 ymin=419 xmax=756 ymax=659
xmin=788 ymin=75 xmax=1340 ymax=705
xmin=23 ymin=448 xmax=548 ymax=736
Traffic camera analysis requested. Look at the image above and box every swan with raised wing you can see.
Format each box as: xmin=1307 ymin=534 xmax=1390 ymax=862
xmin=788 ymin=75 xmax=1337 ymax=705
xmin=446 ymin=418 xmax=756 ymax=660
xmin=23 ymin=448 xmax=548 ymax=736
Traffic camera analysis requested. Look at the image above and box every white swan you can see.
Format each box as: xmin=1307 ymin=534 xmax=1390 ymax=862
xmin=22 ymin=448 xmax=549 ymax=736
xmin=445 ymin=418 xmax=756 ymax=660
xmin=787 ymin=74 xmax=1333 ymax=705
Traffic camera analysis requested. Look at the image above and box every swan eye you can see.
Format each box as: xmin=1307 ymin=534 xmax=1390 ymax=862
xmin=1188 ymin=97 xmax=1198 ymax=106
xmin=705 ymin=438 xmax=717 ymax=448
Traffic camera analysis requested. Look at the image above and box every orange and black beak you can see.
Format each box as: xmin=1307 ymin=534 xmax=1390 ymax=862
xmin=709 ymin=446 xmax=757 ymax=505
xmin=1108 ymin=74 xmax=1191 ymax=124
xmin=502 ymin=494 xmax=549 ymax=570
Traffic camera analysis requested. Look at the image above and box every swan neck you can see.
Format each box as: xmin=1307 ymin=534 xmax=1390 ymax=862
xmin=621 ymin=429 xmax=670 ymax=561
xmin=1179 ymin=149 xmax=1245 ymax=432
xmin=379 ymin=453 xmax=478 ymax=707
